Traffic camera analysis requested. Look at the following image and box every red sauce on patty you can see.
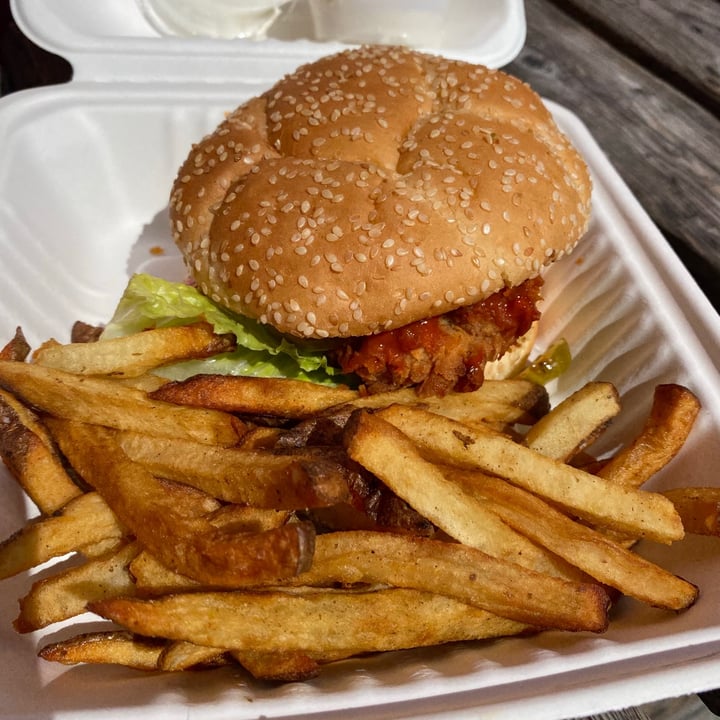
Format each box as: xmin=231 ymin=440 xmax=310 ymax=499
xmin=334 ymin=277 xmax=543 ymax=396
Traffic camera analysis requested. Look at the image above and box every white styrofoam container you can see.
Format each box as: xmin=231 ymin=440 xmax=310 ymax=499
xmin=2 ymin=2 xmax=720 ymax=718
xmin=11 ymin=0 xmax=527 ymax=83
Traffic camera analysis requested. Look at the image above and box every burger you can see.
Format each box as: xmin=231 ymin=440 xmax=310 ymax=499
xmin=126 ymin=46 xmax=591 ymax=396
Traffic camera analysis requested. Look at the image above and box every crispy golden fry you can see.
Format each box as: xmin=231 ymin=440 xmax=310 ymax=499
xmin=113 ymin=374 xmax=170 ymax=393
xmin=79 ymin=536 xmax=128 ymax=559
xmin=0 ymin=327 xmax=31 ymax=362
xmin=149 ymin=374 xmax=359 ymax=418
xmin=15 ymin=543 xmax=140 ymax=632
xmin=90 ymin=588 xmax=529 ymax=656
xmin=524 ymin=382 xmax=621 ymax=462
xmin=451 ymin=471 xmax=698 ymax=610
xmin=236 ymin=425 xmax=284 ymax=449
xmin=122 ymin=507 xmax=692 ymax=616
xmin=70 ymin=320 xmax=103 ymax=344
xmin=344 ymin=410 xmax=581 ymax=579
xmin=0 ymin=388 xmax=82 ymax=513
xmin=300 ymin=532 xmax=609 ymax=631
xmin=131 ymin=512 xmax=327 ymax=595
xmin=131 ymin=533 xmax=556 ymax=681
xmin=115 ymin=430 xmax=350 ymax=508
xmin=377 ymin=405 xmax=683 ymax=544
xmin=339 ymin=379 xmax=550 ymax=426
xmin=46 ymin=418 xmax=222 ymax=517
xmin=663 ymin=487 xmax=720 ymax=536
xmin=599 ymin=384 xmax=701 ymax=488
xmin=273 ymin=410 xmax=353 ymax=449
xmin=129 ymin=551 xmax=199 ymax=595
xmin=207 ymin=505 xmax=293 ymax=532
xmin=0 ymin=492 xmax=126 ymax=580
xmin=275 ymin=382 xmax=548 ymax=448
xmin=48 ymin=420 xmax=315 ymax=586
xmin=232 ymin=650 xmax=321 ymax=681
xmin=33 ymin=322 xmax=235 ymax=378
xmin=158 ymin=641 xmax=228 ymax=671
xmin=39 ymin=631 xmax=166 ymax=670
xmin=0 ymin=360 xmax=244 ymax=446
xmin=33 ymin=338 xmax=60 ymax=355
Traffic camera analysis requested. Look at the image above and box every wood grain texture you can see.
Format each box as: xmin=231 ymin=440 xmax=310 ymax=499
xmin=507 ymin=0 xmax=720 ymax=309
xmin=557 ymin=0 xmax=720 ymax=110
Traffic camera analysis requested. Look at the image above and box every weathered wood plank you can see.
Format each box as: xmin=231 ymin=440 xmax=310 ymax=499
xmin=557 ymin=0 xmax=720 ymax=110
xmin=507 ymin=0 xmax=720 ymax=308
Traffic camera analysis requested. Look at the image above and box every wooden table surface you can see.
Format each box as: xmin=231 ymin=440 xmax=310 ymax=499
xmin=1 ymin=1 xmax=719 ymax=718
xmin=507 ymin=0 xmax=720 ymax=312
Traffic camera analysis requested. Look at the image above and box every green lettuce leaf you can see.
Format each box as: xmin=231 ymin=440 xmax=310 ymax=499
xmin=101 ymin=273 xmax=343 ymax=383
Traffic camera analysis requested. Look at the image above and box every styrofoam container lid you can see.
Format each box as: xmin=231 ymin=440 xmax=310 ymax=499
xmin=10 ymin=0 xmax=526 ymax=84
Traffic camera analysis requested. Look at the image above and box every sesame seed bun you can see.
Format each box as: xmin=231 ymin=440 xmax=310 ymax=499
xmin=170 ymin=45 xmax=591 ymax=340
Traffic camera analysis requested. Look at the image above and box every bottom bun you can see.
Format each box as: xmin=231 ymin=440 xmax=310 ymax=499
xmin=483 ymin=322 xmax=539 ymax=381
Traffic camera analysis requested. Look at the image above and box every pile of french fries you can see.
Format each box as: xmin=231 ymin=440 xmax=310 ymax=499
xmin=0 ymin=321 xmax=717 ymax=682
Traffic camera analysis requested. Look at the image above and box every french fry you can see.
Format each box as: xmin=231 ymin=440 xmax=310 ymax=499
xmin=599 ymin=384 xmax=701 ymax=488
xmin=39 ymin=631 xmax=166 ymax=671
xmin=523 ymin=382 xmax=621 ymax=462
xmin=300 ymin=531 xmax=609 ymax=631
xmin=449 ymin=471 xmax=698 ymax=610
xmin=90 ymin=588 xmax=530 ymax=656
xmin=276 ymin=378 xmax=547 ymax=447
xmin=114 ymin=430 xmax=350 ymax=508
xmin=0 ymin=327 xmax=30 ymax=362
xmin=15 ymin=542 xmax=140 ymax=632
xmin=0 ymin=388 xmax=82 ymax=513
xmin=344 ymin=410 xmax=583 ymax=580
xmin=109 ymin=538 xmax=568 ymax=643
xmin=113 ymin=373 xmax=170 ymax=393
xmin=663 ymin=487 xmax=720 ymax=536
xmin=231 ymin=650 xmax=321 ymax=682
xmin=338 ymin=378 xmax=550 ymax=426
xmin=0 ymin=492 xmax=126 ymax=580
xmin=158 ymin=641 xmax=228 ymax=671
xmin=134 ymin=509 xmax=322 ymax=595
xmin=0 ymin=360 xmax=245 ymax=446
xmin=236 ymin=425 xmax=284 ymax=449
xmin=207 ymin=505 xmax=293 ymax=532
xmin=70 ymin=320 xmax=103 ymax=344
xmin=273 ymin=409 xmax=353 ymax=449
xmin=80 ymin=536 xmax=128 ymax=559
xmin=33 ymin=339 xmax=60 ymax=355
xmin=33 ymin=322 xmax=236 ymax=378
xmin=129 ymin=550 xmax=199 ymax=595
xmin=376 ymin=405 xmax=684 ymax=544
xmin=48 ymin=419 xmax=316 ymax=586
xmin=149 ymin=374 xmax=359 ymax=418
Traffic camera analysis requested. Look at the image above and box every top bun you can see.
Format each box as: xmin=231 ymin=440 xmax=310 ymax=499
xmin=170 ymin=45 xmax=591 ymax=340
